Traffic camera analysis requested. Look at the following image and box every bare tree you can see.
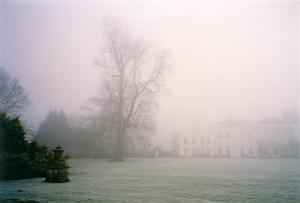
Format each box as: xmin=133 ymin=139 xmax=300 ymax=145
xmin=0 ymin=67 xmax=30 ymax=116
xmin=95 ymin=18 xmax=170 ymax=161
xmin=80 ymin=97 xmax=117 ymax=145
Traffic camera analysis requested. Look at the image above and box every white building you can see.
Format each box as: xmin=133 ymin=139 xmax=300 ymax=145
xmin=175 ymin=119 xmax=300 ymax=158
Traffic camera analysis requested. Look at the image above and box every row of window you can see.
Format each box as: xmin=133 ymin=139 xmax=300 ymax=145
xmin=183 ymin=134 xmax=251 ymax=145
xmin=259 ymin=146 xmax=289 ymax=156
xmin=183 ymin=128 xmax=295 ymax=145
xmin=218 ymin=132 xmax=254 ymax=139
xmin=183 ymin=146 xmax=255 ymax=156
xmin=184 ymin=137 xmax=211 ymax=145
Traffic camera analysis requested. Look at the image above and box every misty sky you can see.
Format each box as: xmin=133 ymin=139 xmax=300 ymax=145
xmin=0 ymin=0 xmax=299 ymax=148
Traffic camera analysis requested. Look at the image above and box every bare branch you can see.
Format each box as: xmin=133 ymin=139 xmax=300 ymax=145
xmin=0 ymin=68 xmax=30 ymax=116
xmin=89 ymin=18 xmax=171 ymax=159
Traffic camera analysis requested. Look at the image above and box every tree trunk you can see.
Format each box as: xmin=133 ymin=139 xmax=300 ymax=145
xmin=113 ymin=65 xmax=125 ymax=161
xmin=113 ymin=128 xmax=125 ymax=161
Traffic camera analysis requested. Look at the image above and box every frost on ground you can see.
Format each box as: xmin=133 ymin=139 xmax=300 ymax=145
xmin=0 ymin=158 xmax=299 ymax=203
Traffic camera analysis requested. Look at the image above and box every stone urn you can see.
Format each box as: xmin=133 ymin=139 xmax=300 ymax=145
xmin=45 ymin=146 xmax=69 ymax=183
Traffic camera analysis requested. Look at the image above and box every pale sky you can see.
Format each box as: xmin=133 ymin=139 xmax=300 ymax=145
xmin=1 ymin=0 xmax=299 ymax=148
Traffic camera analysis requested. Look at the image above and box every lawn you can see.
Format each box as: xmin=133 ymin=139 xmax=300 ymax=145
xmin=0 ymin=158 xmax=299 ymax=202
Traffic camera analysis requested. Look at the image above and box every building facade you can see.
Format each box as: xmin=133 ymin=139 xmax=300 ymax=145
xmin=176 ymin=120 xmax=300 ymax=158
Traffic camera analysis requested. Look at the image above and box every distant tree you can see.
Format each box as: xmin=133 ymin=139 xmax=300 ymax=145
xmin=35 ymin=110 xmax=71 ymax=148
xmin=70 ymin=125 xmax=111 ymax=158
xmin=0 ymin=67 xmax=30 ymax=116
xmin=94 ymin=18 xmax=170 ymax=161
xmin=36 ymin=110 xmax=110 ymax=158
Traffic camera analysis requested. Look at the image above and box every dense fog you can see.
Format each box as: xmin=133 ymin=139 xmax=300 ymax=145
xmin=1 ymin=0 xmax=298 ymax=151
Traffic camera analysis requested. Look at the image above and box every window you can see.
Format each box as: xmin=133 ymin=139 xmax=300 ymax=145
xmin=219 ymin=133 xmax=222 ymax=139
xmin=218 ymin=146 xmax=222 ymax=155
xmin=273 ymin=146 xmax=278 ymax=156
xmin=192 ymin=148 xmax=198 ymax=156
xmin=226 ymin=132 xmax=230 ymax=139
xmin=241 ymin=147 xmax=245 ymax=156
xmin=184 ymin=148 xmax=188 ymax=156
xmin=227 ymin=147 xmax=231 ymax=156
xmin=282 ymin=146 xmax=288 ymax=156
xmin=263 ymin=146 xmax=268 ymax=156
xmin=240 ymin=132 xmax=243 ymax=139
xmin=287 ymin=128 xmax=292 ymax=135
xmin=249 ymin=147 xmax=253 ymax=155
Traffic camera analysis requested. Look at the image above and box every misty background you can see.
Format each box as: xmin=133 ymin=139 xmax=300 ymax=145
xmin=0 ymin=0 xmax=299 ymax=150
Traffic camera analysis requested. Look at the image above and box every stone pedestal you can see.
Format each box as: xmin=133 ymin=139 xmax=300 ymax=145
xmin=45 ymin=146 xmax=69 ymax=183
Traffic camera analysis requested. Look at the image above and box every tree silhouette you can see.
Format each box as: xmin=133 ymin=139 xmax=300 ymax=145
xmin=0 ymin=67 xmax=30 ymax=116
xmin=95 ymin=18 xmax=170 ymax=161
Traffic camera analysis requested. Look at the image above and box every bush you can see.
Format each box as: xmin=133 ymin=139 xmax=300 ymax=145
xmin=0 ymin=113 xmax=53 ymax=180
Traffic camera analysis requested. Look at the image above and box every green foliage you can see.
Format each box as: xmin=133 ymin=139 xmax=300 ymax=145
xmin=0 ymin=113 xmax=27 ymax=154
xmin=0 ymin=113 xmax=53 ymax=180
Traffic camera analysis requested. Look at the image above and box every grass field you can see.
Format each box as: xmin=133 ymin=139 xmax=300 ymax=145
xmin=0 ymin=158 xmax=299 ymax=202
